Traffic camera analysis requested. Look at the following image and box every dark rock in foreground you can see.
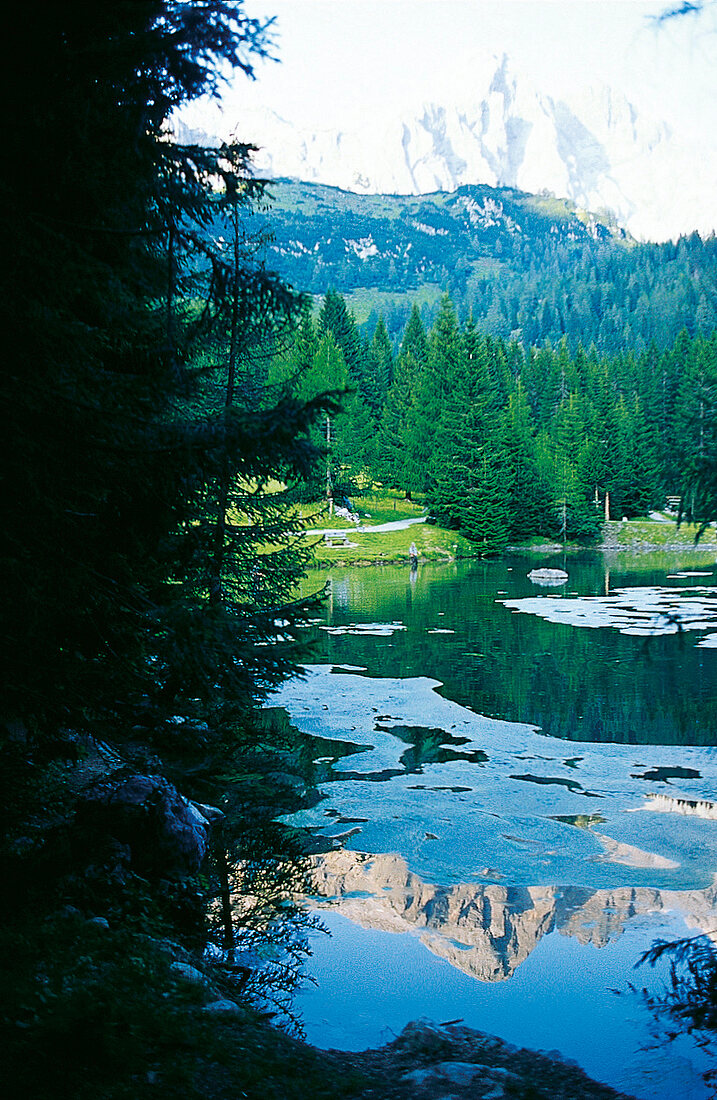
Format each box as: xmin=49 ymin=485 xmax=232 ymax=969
xmin=330 ymin=1017 xmax=636 ymax=1099
xmin=77 ymin=770 xmax=220 ymax=879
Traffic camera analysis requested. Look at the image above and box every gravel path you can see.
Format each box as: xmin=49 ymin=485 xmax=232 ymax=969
xmin=311 ymin=516 xmax=428 ymax=536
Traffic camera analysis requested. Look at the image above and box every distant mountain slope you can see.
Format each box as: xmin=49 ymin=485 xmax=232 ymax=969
xmin=257 ymin=177 xmax=626 ymax=295
xmin=238 ymin=178 xmax=717 ymax=352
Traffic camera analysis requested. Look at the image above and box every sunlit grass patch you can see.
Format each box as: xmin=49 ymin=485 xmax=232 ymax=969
xmin=344 ymin=283 xmax=443 ymax=323
xmin=614 ymin=518 xmax=717 ymax=548
xmin=351 ymin=490 xmax=425 ymax=525
xmin=292 ymin=489 xmax=425 ymax=529
xmin=310 ymin=522 xmax=475 ymax=566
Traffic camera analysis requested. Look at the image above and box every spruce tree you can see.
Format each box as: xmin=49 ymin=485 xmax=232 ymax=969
xmin=612 ymin=395 xmax=662 ymax=517
xmin=371 ymin=315 xmax=395 ymax=394
xmin=675 ymin=333 xmax=717 ymax=526
xmin=428 ymin=322 xmax=512 ymax=551
xmin=361 ymin=336 xmax=386 ymax=419
xmin=1 ymin=1 xmax=329 ymax=738
xmin=318 ymin=289 xmax=365 ymax=392
xmin=400 ymin=303 xmax=430 ymax=370
xmin=405 ymin=294 xmax=461 ymax=493
xmin=462 ymin=451 xmax=514 ymax=554
xmin=376 ymin=352 xmax=420 ymax=492
xmin=500 ymin=379 xmax=553 ymax=538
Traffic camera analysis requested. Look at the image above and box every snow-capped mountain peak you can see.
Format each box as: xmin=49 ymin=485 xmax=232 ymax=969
xmin=178 ymin=55 xmax=715 ymax=242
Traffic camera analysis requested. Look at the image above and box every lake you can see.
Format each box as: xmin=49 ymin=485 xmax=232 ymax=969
xmin=269 ymin=550 xmax=717 ymax=1099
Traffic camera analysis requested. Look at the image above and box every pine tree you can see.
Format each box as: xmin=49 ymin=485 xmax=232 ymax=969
xmin=500 ymin=379 xmax=553 ymax=538
xmin=1 ymin=2 xmax=329 ymax=736
xmin=405 ymin=295 xmax=461 ymax=493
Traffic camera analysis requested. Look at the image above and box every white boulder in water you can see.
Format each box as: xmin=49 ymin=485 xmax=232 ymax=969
xmin=528 ymin=567 xmax=568 ymax=585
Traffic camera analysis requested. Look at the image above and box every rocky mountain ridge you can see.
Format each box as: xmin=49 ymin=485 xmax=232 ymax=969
xmin=214 ymin=176 xmax=630 ymax=315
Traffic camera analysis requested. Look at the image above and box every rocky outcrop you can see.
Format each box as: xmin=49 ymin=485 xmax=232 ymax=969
xmin=334 ymin=1018 xmax=635 ymax=1098
xmin=77 ymin=771 xmax=221 ymax=879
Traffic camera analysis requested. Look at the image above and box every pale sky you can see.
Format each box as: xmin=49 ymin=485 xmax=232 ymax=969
xmin=210 ymin=0 xmax=717 ymax=139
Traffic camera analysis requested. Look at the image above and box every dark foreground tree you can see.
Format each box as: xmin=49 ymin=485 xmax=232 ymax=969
xmin=0 ymin=5 xmax=334 ymax=1096
xmin=1 ymin=2 xmax=330 ymax=743
xmin=631 ymin=932 xmax=717 ymax=1093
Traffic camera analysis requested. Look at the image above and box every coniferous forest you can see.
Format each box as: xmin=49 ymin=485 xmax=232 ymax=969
xmin=245 ymin=178 xmax=717 ymax=352
xmin=271 ymin=289 xmax=717 ymax=551
xmin=2 ymin=3 xmax=717 ymax=1099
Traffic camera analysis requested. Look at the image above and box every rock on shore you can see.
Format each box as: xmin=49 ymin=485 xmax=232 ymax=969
xmin=332 ymin=1017 xmax=636 ymax=1098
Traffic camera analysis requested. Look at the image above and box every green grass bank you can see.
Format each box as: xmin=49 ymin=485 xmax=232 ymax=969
xmin=297 ymin=493 xmax=717 ymax=568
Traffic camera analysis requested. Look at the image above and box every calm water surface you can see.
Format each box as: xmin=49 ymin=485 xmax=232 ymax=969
xmin=305 ymin=550 xmax=717 ymax=746
xmin=271 ymin=551 xmax=717 ymax=1099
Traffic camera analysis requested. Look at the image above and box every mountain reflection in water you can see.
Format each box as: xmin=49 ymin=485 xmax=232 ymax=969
xmin=307 ymin=848 xmax=717 ymax=984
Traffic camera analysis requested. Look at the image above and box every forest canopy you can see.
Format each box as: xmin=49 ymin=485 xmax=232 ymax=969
xmin=229 ymin=179 xmax=717 ymax=356
xmin=271 ymin=288 xmax=717 ymax=551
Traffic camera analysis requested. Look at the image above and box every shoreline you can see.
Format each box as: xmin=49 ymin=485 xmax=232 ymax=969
xmin=300 ymin=498 xmax=717 ymax=568
xmin=307 ymin=534 xmax=717 ymax=569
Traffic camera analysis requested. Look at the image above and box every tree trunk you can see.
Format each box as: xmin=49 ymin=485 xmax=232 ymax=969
xmin=210 ymin=202 xmax=241 ymax=606
xmin=216 ymin=835 xmax=235 ymax=959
